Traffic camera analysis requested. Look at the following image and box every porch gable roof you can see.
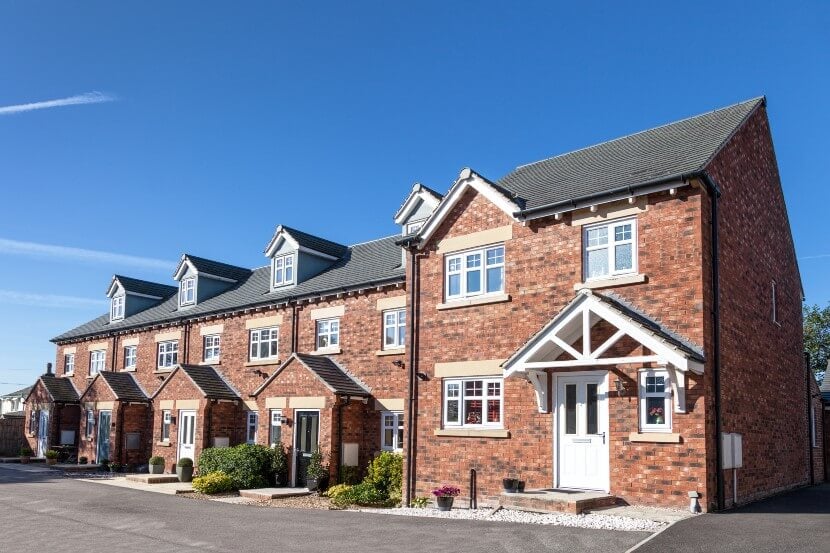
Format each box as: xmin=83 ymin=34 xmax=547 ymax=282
xmin=250 ymin=353 xmax=370 ymax=398
xmin=28 ymin=374 xmax=80 ymax=404
xmin=79 ymin=372 xmax=149 ymax=403
xmin=151 ymin=364 xmax=240 ymax=401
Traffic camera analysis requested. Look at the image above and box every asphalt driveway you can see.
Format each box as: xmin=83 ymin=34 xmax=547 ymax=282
xmin=638 ymin=483 xmax=830 ymax=553
xmin=0 ymin=464 xmax=647 ymax=553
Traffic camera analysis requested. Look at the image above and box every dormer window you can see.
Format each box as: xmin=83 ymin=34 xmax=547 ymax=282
xmin=273 ymin=254 xmax=295 ymax=287
xmin=110 ymin=296 xmax=125 ymax=321
xmin=406 ymin=220 xmax=425 ymax=235
xmin=179 ymin=277 xmax=196 ymax=306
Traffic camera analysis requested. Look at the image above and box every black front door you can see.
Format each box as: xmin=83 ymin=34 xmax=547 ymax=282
xmin=294 ymin=411 xmax=319 ymax=486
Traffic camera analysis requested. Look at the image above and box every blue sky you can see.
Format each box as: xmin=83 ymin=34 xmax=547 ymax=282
xmin=1 ymin=1 xmax=828 ymax=394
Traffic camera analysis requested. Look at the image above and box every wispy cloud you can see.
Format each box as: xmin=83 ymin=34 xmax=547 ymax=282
xmin=0 ymin=91 xmax=115 ymax=116
xmin=0 ymin=290 xmax=108 ymax=310
xmin=799 ymin=254 xmax=830 ymax=261
xmin=0 ymin=238 xmax=172 ymax=271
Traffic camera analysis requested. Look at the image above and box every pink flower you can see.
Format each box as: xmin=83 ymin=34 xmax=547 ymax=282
xmin=431 ymin=484 xmax=461 ymax=497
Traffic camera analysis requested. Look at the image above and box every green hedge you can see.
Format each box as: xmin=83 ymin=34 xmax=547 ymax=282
xmin=192 ymin=471 xmax=236 ymax=494
xmin=198 ymin=444 xmax=276 ymax=489
xmin=326 ymin=452 xmax=403 ymax=507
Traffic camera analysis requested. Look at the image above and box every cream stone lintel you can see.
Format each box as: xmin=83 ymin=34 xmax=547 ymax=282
xmin=376 ymin=295 xmax=406 ymax=312
xmin=309 ymin=305 xmax=345 ymax=321
xmin=245 ymin=316 xmax=282 ymax=330
xmin=84 ymin=402 xmax=95 ymax=410
xmin=95 ymin=401 xmax=115 ymax=410
xmin=628 ymin=432 xmax=681 ymax=443
xmin=243 ymin=400 xmax=258 ymax=411
xmin=289 ymin=396 xmax=326 ymax=409
xmin=158 ymin=400 xmax=175 ymax=410
xmin=574 ymin=274 xmax=647 ymax=291
xmin=436 ymin=225 xmax=513 ymax=254
xmin=154 ymin=330 xmax=182 ymax=343
xmin=570 ymin=197 xmax=647 ymax=226
xmin=63 ymin=346 xmax=77 ymax=354
xmin=434 ymin=359 xmax=505 ymax=378
xmin=437 ymin=293 xmax=511 ymax=311
xmin=175 ymin=399 xmax=199 ymax=410
xmin=374 ymin=398 xmax=405 ymax=412
xmin=200 ymin=323 xmax=225 ymax=336
xmin=244 ymin=359 xmax=281 ymax=367
xmin=121 ymin=337 xmax=140 ymax=347
xmin=433 ymin=428 xmax=511 ymax=438
xmin=88 ymin=341 xmax=109 ymax=351
xmin=265 ymin=397 xmax=287 ymax=409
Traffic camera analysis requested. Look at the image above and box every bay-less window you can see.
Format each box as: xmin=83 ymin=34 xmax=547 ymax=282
xmin=316 ymin=318 xmax=340 ymax=349
xmin=443 ymin=377 xmax=503 ymax=427
xmin=64 ymin=353 xmax=75 ymax=375
xmin=111 ymin=296 xmax=124 ymax=321
xmin=247 ymin=412 xmax=258 ymax=444
xmin=249 ymin=327 xmax=278 ymax=361
xmin=161 ymin=410 xmax=171 ymax=441
xmin=89 ymin=350 xmax=106 ymax=376
xmin=203 ymin=334 xmax=221 ymax=362
xmin=383 ymin=309 xmax=406 ymax=349
xmin=445 ymin=245 xmax=505 ymax=301
xmin=381 ymin=411 xmax=404 ymax=451
xmin=157 ymin=341 xmax=178 ymax=369
xmin=273 ymin=254 xmax=295 ymax=286
xmin=179 ymin=277 xmax=196 ymax=306
xmin=583 ymin=218 xmax=637 ymax=280
xmin=85 ymin=409 xmax=95 ymax=439
xmin=123 ymin=346 xmax=137 ymax=370
xmin=639 ymin=370 xmax=671 ymax=432
xmin=269 ymin=410 xmax=282 ymax=446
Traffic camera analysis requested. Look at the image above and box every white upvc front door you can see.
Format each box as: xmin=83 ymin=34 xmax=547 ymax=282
xmin=556 ymin=372 xmax=609 ymax=491
xmin=36 ymin=410 xmax=50 ymax=458
xmin=178 ymin=410 xmax=197 ymax=462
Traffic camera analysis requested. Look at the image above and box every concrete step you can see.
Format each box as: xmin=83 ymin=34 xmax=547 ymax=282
xmin=126 ymin=474 xmax=181 ymax=484
xmin=238 ymin=487 xmax=311 ymax=500
xmin=498 ymin=489 xmax=620 ymax=515
xmin=54 ymin=464 xmax=102 ymax=472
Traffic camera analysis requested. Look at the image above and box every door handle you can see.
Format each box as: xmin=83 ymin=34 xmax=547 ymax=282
xmin=601 ymin=432 xmax=606 ymax=444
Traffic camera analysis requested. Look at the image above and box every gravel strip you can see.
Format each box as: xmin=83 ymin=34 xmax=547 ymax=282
xmin=357 ymin=507 xmax=666 ymax=532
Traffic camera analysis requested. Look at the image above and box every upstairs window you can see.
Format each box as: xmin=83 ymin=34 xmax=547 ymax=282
xmin=247 ymin=412 xmax=258 ymax=444
xmin=445 ymin=245 xmax=505 ymax=301
xmin=316 ymin=318 xmax=340 ymax=350
xmin=249 ymin=327 xmax=278 ymax=361
xmin=273 ymin=254 xmax=295 ymax=287
xmin=204 ymin=335 xmax=221 ymax=363
xmin=383 ymin=309 xmax=406 ymax=349
xmin=443 ymin=377 xmax=502 ymax=428
xmin=157 ymin=341 xmax=178 ymax=369
xmin=179 ymin=277 xmax=196 ymax=306
xmin=110 ymin=296 xmax=125 ymax=321
xmin=583 ymin=218 xmax=637 ymax=280
xmin=639 ymin=370 xmax=671 ymax=432
xmin=64 ymin=353 xmax=75 ymax=375
xmin=123 ymin=346 xmax=137 ymax=370
xmin=89 ymin=350 xmax=106 ymax=376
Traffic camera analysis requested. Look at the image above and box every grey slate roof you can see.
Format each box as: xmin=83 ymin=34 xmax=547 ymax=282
xmin=497 ymin=97 xmax=763 ymax=212
xmin=114 ymin=275 xmax=177 ymax=299
xmin=54 ymin=235 xmax=404 ymax=342
xmin=177 ymin=364 xmax=240 ymax=400
xmin=39 ymin=375 xmax=80 ymax=403
xmin=295 ymin=353 xmax=370 ymax=396
xmin=1 ymin=385 xmax=32 ymax=399
xmin=280 ymin=225 xmax=349 ymax=258
xmin=180 ymin=254 xmax=252 ymax=282
xmin=98 ymin=372 xmax=149 ymax=402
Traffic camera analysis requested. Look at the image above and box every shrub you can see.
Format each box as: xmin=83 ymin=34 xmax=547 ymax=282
xmin=177 ymin=457 xmax=193 ymax=468
xmin=109 ymin=463 xmax=122 ymax=472
xmin=19 ymin=446 xmax=33 ymax=457
xmin=198 ymin=444 xmax=274 ymax=489
xmin=272 ymin=443 xmax=288 ymax=482
xmin=99 ymin=458 xmax=109 ymax=466
xmin=78 ymin=456 xmax=88 ymax=465
xmin=324 ymin=483 xmax=352 ymax=503
xmin=306 ymin=448 xmax=328 ymax=480
xmin=365 ymin=451 xmax=403 ymax=499
xmin=339 ymin=465 xmax=360 ymax=485
xmin=411 ymin=496 xmax=429 ymax=508
xmin=192 ymin=471 xmax=236 ymax=495
xmin=45 ymin=450 xmax=59 ymax=460
xmin=149 ymin=456 xmax=164 ymax=466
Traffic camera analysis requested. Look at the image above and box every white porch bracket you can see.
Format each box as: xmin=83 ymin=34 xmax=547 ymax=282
xmin=666 ymin=364 xmax=686 ymax=414
xmin=526 ymin=370 xmax=549 ymax=413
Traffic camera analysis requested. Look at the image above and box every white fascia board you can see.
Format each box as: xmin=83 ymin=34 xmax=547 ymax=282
xmin=106 ymin=277 xmax=121 ymax=298
xmin=124 ymin=291 xmax=164 ymax=300
xmin=394 ymin=185 xmax=441 ymax=225
xmin=173 ymin=257 xmax=197 ymax=281
xmin=264 ymin=230 xmax=300 ymax=258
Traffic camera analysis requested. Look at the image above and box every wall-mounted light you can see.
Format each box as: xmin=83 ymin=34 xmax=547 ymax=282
xmin=614 ymin=379 xmax=629 ymax=397
xmin=279 ymin=415 xmax=288 ymax=425
xmin=392 ymin=360 xmax=405 ymax=368
xmin=416 ymin=372 xmax=429 ymax=381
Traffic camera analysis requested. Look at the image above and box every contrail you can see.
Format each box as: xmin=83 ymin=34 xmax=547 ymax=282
xmin=0 ymin=91 xmax=115 ymax=115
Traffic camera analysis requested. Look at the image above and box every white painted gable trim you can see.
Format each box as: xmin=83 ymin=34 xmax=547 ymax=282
xmin=416 ymin=168 xmax=522 ymax=249
xmin=173 ymin=257 xmax=198 ymax=281
xmin=394 ymin=183 xmax=442 ymax=225
xmin=264 ymin=226 xmax=339 ymax=261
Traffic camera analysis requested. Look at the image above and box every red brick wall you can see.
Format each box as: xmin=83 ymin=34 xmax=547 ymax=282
xmin=151 ymin=370 xmax=206 ymax=472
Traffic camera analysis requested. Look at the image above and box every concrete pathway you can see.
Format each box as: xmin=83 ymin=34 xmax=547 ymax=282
xmin=82 ymin=475 xmax=194 ymax=495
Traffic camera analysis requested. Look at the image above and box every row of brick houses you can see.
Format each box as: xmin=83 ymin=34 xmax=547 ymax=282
xmin=24 ymin=97 xmax=825 ymax=511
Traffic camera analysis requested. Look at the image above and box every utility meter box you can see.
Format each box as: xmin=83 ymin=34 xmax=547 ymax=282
xmin=721 ymin=433 xmax=743 ymax=469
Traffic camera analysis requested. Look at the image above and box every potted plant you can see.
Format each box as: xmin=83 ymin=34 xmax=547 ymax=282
xmin=650 ymin=406 xmax=665 ymax=425
xmin=432 ymin=484 xmax=461 ymax=511
xmin=99 ymin=458 xmax=109 ymax=471
xmin=517 ymin=480 xmax=526 ymax=493
xmin=176 ymin=457 xmax=194 ymax=482
xmin=305 ymin=448 xmax=329 ymax=492
xmin=149 ymin=456 xmax=165 ymax=474
xmin=272 ymin=444 xmax=288 ymax=487
xmin=502 ymin=477 xmax=517 ymax=493
xmin=45 ymin=449 xmax=59 ymax=466
xmin=108 ymin=462 xmax=122 ymax=473
xmin=19 ymin=446 xmax=33 ymax=464
xmin=78 ymin=456 xmax=88 ymax=465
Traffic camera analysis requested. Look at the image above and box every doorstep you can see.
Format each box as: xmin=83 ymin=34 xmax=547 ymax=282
xmin=498 ymin=489 xmax=620 ymax=515
xmin=51 ymin=464 xmax=101 ymax=472
xmin=126 ymin=474 xmax=181 ymax=484
xmin=238 ymin=487 xmax=310 ymax=500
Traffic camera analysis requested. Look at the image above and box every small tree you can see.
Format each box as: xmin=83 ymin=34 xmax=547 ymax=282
xmin=804 ymin=303 xmax=830 ymax=380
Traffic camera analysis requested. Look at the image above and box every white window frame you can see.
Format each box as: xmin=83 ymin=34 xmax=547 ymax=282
xmin=383 ymin=309 xmax=406 ymax=350
xmin=89 ymin=350 xmax=106 ymax=376
xmin=123 ymin=345 xmax=137 ymax=371
xmin=639 ymin=369 xmax=672 ymax=432
xmin=249 ymin=327 xmax=279 ymax=361
xmin=444 ymin=244 xmax=505 ymax=301
xmin=273 ymin=254 xmax=295 ymax=287
xmin=157 ymin=340 xmax=179 ymax=369
xmin=269 ymin=409 xmax=282 ymax=447
xmin=85 ymin=409 xmax=95 ymax=439
xmin=203 ymin=334 xmax=221 ymax=363
xmin=161 ymin=410 xmax=171 ymax=442
xmin=179 ymin=277 xmax=196 ymax=306
xmin=583 ymin=217 xmax=638 ymax=281
xmin=110 ymin=295 xmax=125 ymax=321
xmin=380 ymin=411 xmax=404 ymax=451
xmin=64 ymin=353 xmax=75 ymax=375
xmin=316 ymin=318 xmax=340 ymax=350
xmin=442 ymin=377 xmax=503 ymax=428
xmin=247 ymin=411 xmax=258 ymax=444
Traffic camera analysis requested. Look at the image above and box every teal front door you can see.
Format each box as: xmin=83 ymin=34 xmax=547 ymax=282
xmin=96 ymin=410 xmax=111 ymax=463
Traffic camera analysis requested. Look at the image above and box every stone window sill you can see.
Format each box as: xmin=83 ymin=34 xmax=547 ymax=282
xmin=155 ymin=441 xmax=172 ymax=447
xmin=153 ymin=369 xmax=175 ymax=375
xmin=122 ymin=368 xmax=136 ymax=373
xmin=244 ymin=359 xmax=280 ymax=368
xmin=628 ymin=432 xmax=681 ymax=443
xmin=200 ymin=360 xmax=221 ymax=366
xmin=312 ymin=347 xmax=342 ymax=355
xmin=64 ymin=373 xmax=74 ymax=377
xmin=437 ymin=293 xmax=511 ymax=311
xmin=433 ymin=428 xmax=511 ymax=439
xmin=376 ymin=348 xmax=405 ymax=357
xmin=574 ymin=273 xmax=647 ymax=291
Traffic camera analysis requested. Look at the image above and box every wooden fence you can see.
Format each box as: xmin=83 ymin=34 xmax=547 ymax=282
xmin=0 ymin=416 xmax=25 ymax=455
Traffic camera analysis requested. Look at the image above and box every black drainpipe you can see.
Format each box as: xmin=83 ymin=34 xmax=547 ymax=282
xmin=291 ymin=303 xmax=299 ymax=353
xmin=111 ymin=335 xmax=119 ymax=371
xmin=337 ymin=395 xmax=349 ymax=483
xmin=183 ymin=321 xmax=191 ymax=364
xmin=805 ymin=352 xmax=814 ymax=485
xmin=404 ymin=245 xmax=420 ymax=506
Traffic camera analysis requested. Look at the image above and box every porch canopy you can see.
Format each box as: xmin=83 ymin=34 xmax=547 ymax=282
xmin=502 ymin=289 xmax=704 ymax=413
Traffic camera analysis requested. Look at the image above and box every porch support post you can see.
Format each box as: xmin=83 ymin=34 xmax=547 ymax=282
xmin=526 ymin=371 xmax=549 ymax=413
xmin=666 ymin=364 xmax=686 ymax=413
